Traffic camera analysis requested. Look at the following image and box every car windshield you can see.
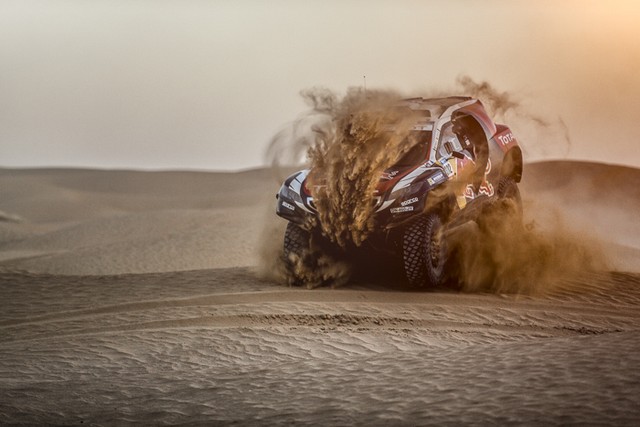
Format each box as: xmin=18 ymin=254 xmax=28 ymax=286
xmin=393 ymin=131 xmax=432 ymax=167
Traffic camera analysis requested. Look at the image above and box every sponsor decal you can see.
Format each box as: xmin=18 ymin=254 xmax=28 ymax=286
xmin=381 ymin=170 xmax=400 ymax=180
xmin=427 ymin=171 xmax=446 ymax=186
xmin=497 ymin=132 xmax=515 ymax=146
xmin=463 ymin=184 xmax=475 ymax=199
xmin=477 ymin=181 xmax=495 ymax=197
xmin=400 ymin=197 xmax=419 ymax=206
xmin=462 ymin=159 xmax=495 ymax=200
xmin=281 ymin=201 xmax=295 ymax=211
xmin=464 ymin=182 xmax=495 ymax=199
xmin=390 ymin=206 xmax=414 ymax=214
xmin=441 ymin=160 xmax=454 ymax=177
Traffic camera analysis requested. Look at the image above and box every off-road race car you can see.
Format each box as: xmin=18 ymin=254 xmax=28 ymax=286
xmin=276 ymin=96 xmax=523 ymax=287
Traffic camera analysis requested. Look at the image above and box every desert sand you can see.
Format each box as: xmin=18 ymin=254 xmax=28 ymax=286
xmin=1 ymin=161 xmax=639 ymax=425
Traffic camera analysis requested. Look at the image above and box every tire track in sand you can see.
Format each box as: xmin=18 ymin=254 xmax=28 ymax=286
xmin=0 ymin=311 xmax=626 ymax=344
xmin=1 ymin=287 xmax=638 ymax=328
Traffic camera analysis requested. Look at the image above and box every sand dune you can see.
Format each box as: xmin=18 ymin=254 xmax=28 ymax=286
xmin=0 ymin=167 xmax=285 ymax=274
xmin=0 ymin=161 xmax=638 ymax=275
xmin=0 ymin=161 xmax=639 ymax=424
xmin=521 ymin=161 xmax=640 ymax=271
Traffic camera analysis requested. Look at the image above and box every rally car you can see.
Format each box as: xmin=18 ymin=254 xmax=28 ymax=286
xmin=276 ymin=96 xmax=523 ymax=287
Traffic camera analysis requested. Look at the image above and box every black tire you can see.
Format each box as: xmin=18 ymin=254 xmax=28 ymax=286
xmin=402 ymin=211 xmax=446 ymax=288
xmin=497 ymin=176 xmax=523 ymax=222
xmin=478 ymin=176 xmax=523 ymax=233
xmin=284 ymin=222 xmax=309 ymax=259
xmin=283 ymin=222 xmax=311 ymax=286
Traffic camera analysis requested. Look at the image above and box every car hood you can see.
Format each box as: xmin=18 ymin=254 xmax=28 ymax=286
xmin=302 ymin=164 xmax=428 ymax=197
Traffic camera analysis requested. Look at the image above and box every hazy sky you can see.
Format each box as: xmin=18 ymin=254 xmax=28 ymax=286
xmin=1 ymin=0 xmax=639 ymax=170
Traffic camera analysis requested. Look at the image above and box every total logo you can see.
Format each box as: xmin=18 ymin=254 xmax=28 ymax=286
xmin=497 ymin=132 xmax=515 ymax=146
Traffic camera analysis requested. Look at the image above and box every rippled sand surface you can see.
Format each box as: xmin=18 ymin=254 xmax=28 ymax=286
xmin=1 ymin=269 xmax=639 ymax=425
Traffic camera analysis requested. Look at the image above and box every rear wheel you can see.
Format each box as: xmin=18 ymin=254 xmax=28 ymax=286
xmin=478 ymin=176 xmax=523 ymax=232
xmin=402 ymin=211 xmax=447 ymax=288
xmin=497 ymin=176 xmax=522 ymax=220
xmin=495 ymin=176 xmax=523 ymax=228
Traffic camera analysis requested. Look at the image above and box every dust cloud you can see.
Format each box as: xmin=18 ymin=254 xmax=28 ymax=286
xmin=449 ymin=200 xmax=607 ymax=295
xmin=255 ymin=205 xmax=352 ymax=289
xmin=452 ymin=76 xmax=572 ymax=159
xmin=264 ymin=77 xmax=608 ymax=292
xmin=306 ymin=89 xmax=421 ymax=247
xmin=267 ymin=87 xmax=420 ymax=247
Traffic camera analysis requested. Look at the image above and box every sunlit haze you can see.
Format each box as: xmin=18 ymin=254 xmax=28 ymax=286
xmin=1 ymin=0 xmax=639 ymax=171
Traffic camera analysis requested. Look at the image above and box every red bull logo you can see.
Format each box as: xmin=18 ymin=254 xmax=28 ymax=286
xmin=463 ymin=159 xmax=494 ymax=199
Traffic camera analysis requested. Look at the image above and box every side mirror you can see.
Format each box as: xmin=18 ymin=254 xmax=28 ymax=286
xmin=444 ymin=141 xmax=454 ymax=155
xmin=444 ymin=141 xmax=465 ymax=160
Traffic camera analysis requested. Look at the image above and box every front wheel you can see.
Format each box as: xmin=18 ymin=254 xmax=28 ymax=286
xmin=282 ymin=222 xmax=350 ymax=287
xmin=283 ymin=222 xmax=311 ymax=286
xmin=402 ymin=211 xmax=447 ymax=288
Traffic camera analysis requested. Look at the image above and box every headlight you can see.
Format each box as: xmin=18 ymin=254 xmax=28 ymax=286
xmin=279 ymin=184 xmax=303 ymax=204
